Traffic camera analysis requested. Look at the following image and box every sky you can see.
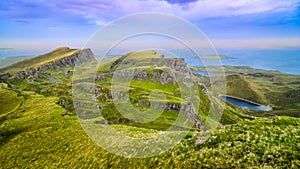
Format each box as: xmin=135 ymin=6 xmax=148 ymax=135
xmin=0 ymin=0 xmax=300 ymax=51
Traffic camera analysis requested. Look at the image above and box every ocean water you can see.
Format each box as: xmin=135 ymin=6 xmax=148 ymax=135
xmin=172 ymin=49 xmax=300 ymax=75
xmin=1 ymin=48 xmax=299 ymax=75
xmin=217 ymin=49 xmax=300 ymax=75
xmin=0 ymin=48 xmax=46 ymax=58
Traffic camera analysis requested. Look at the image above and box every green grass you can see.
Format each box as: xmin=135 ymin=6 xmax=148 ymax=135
xmin=119 ymin=50 xmax=163 ymax=60
xmin=0 ymin=47 xmax=79 ymax=74
xmin=0 ymin=89 xmax=299 ymax=168
xmin=0 ymin=87 xmax=23 ymax=117
xmin=225 ymin=74 xmax=268 ymax=105
xmin=193 ymin=66 xmax=300 ymax=116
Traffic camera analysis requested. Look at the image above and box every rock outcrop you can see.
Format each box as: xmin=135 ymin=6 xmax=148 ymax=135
xmin=0 ymin=48 xmax=96 ymax=80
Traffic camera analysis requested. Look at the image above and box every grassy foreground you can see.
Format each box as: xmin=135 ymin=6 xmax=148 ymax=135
xmin=0 ymin=86 xmax=299 ymax=168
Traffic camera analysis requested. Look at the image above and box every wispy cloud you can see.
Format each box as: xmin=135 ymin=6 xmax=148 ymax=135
xmin=1 ymin=0 xmax=299 ymax=26
xmin=0 ymin=0 xmax=299 ymax=50
xmin=61 ymin=0 xmax=300 ymax=24
xmin=14 ymin=19 xmax=30 ymax=24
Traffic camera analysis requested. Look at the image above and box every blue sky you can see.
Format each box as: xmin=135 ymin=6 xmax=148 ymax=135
xmin=0 ymin=0 xmax=299 ymax=50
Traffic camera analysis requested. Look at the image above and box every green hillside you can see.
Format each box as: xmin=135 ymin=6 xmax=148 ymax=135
xmin=194 ymin=66 xmax=300 ymax=117
xmin=0 ymin=49 xmax=299 ymax=168
xmin=226 ymin=74 xmax=268 ymax=105
xmin=0 ymin=87 xmax=299 ymax=168
xmin=0 ymin=47 xmax=79 ymax=74
xmin=0 ymin=84 xmax=23 ymax=116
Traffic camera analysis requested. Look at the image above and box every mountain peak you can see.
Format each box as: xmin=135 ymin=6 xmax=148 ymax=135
xmin=0 ymin=47 xmax=96 ymax=79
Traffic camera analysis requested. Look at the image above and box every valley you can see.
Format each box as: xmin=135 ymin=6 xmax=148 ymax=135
xmin=0 ymin=47 xmax=299 ymax=168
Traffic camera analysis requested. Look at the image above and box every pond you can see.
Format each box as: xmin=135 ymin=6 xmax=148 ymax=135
xmin=193 ymin=70 xmax=214 ymax=76
xmin=220 ymin=95 xmax=272 ymax=111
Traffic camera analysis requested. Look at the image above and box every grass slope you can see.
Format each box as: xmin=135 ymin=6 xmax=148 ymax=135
xmin=0 ymin=88 xmax=299 ymax=168
xmin=0 ymin=47 xmax=79 ymax=74
xmin=226 ymin=74 xmax=268 ymax=105
xmin=0 ymin=85 xmax=23 ymax=117
xmin=194 ymin=66 xmax=300 ymax=116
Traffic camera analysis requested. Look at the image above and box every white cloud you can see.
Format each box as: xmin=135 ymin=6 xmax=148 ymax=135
xmin=63 ymin=0 xmax=300 ymax=25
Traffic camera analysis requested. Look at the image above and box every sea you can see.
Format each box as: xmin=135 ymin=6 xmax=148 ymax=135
xmin=170 ymin=48 xmax=300 ymax=75
xmin=1 ymin=48 xmax=299 ymax=75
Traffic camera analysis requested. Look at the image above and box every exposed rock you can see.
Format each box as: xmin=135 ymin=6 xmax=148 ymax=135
xmin=146 ymin=58 xmax=190 ymax=74
xmin=60 ymin=70 xmax=73 ymax=77
xmin=110 ymin=91 xmax=123 ymax=99
xmin=136 ymin=100 xmax=203 ymax=129
xmin=111 ymin=118 xmax=134 ymax=124
xmin=58 ymin=99 xmax=66 ymax=108
xmin=15 ymin=71 xmax=27 ymax=79
xmin=1 ymin=48 xmax=96 ymax=80
xmin=150 ymin=71 xmax=160 ymax=83
xmin=110 ymin=56 xmax=193 ymax=85
xmin=95 ymin=75 xmax=106 ymax=81
xmin=247 ymin=72 xmax=274 ymax=78
xmin=192 ymin=131 xmax=198 ymax=137
xmin=195 ymin=136 xmax=206 ymax=145
xmin=0 ymin=73 xmax=11 ymax=80
xmin=198 ymin=82 xmax=209 ymax=95
xmin=112 ymin=69 xmax=148 ymax=81
xmin=288 ymin=81 xmax=300 ymax=85
xmin=135 ymin=70 xmax=148 ymax=80
xmin=160 ymin=71 xmax=175 ymax=84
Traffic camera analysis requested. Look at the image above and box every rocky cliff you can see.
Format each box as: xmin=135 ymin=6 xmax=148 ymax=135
xmin=75 ymin=51 xmax=208 ymax=129
xmin=96 ymin=52 xmax=194 ymax=85
xmin=0 ymin=48 xmax=96 ymax=80
xmin=1 ymin=48 xmax=208 ymax=130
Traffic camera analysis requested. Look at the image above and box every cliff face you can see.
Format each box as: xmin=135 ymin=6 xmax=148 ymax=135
xmin=1 ymin=48 xmax=208 ymax=130
xmin=100 ymin=56 xmax=193 ymax=85
xmin=76 ymin=52 xmax=209 ymax=129
xmin=0 ymin=48 xmax=96 ymax=80
xmin=75 ymin=82 xmax=205 ymax=129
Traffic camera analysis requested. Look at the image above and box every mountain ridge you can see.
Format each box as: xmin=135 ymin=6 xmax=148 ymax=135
xmin=0 ymin=47 xmax=96 ymax=80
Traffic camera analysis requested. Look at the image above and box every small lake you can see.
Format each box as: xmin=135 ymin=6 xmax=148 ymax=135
xmin=220 ymin=95 xmax=272 ymax=111
xmin=193 ymin=70 xmax=214 ymax=76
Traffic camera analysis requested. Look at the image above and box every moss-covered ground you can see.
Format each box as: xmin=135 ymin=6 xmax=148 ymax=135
xmin=0 ymin=88 xmax=299 ymax=168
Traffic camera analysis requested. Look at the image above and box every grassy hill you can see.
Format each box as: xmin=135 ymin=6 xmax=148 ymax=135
xmin=0 ymin=83 xmax=23 ymax=116
xmin=0 ymin=49 xmax=299 ymax=168
xmin=226 ymin=74 xmax=268 ymax=105
xmin=0 ymin=47 xmax=79 ymax=74
xmin=193 ymin=66 xmax=300 ymax=117
xmin=0 ymin=86 xmax=299 ymax=168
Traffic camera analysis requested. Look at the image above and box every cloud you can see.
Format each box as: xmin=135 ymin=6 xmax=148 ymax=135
xmin=61 ymin=0 xmax=300 ymax=25
xmin=1 ymin=0 xmax=299 ymax=50
xmin=1 ymin=0 xmax=299 ymax=26
xmin=14 ymin=19 xmax=30 ymax=24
